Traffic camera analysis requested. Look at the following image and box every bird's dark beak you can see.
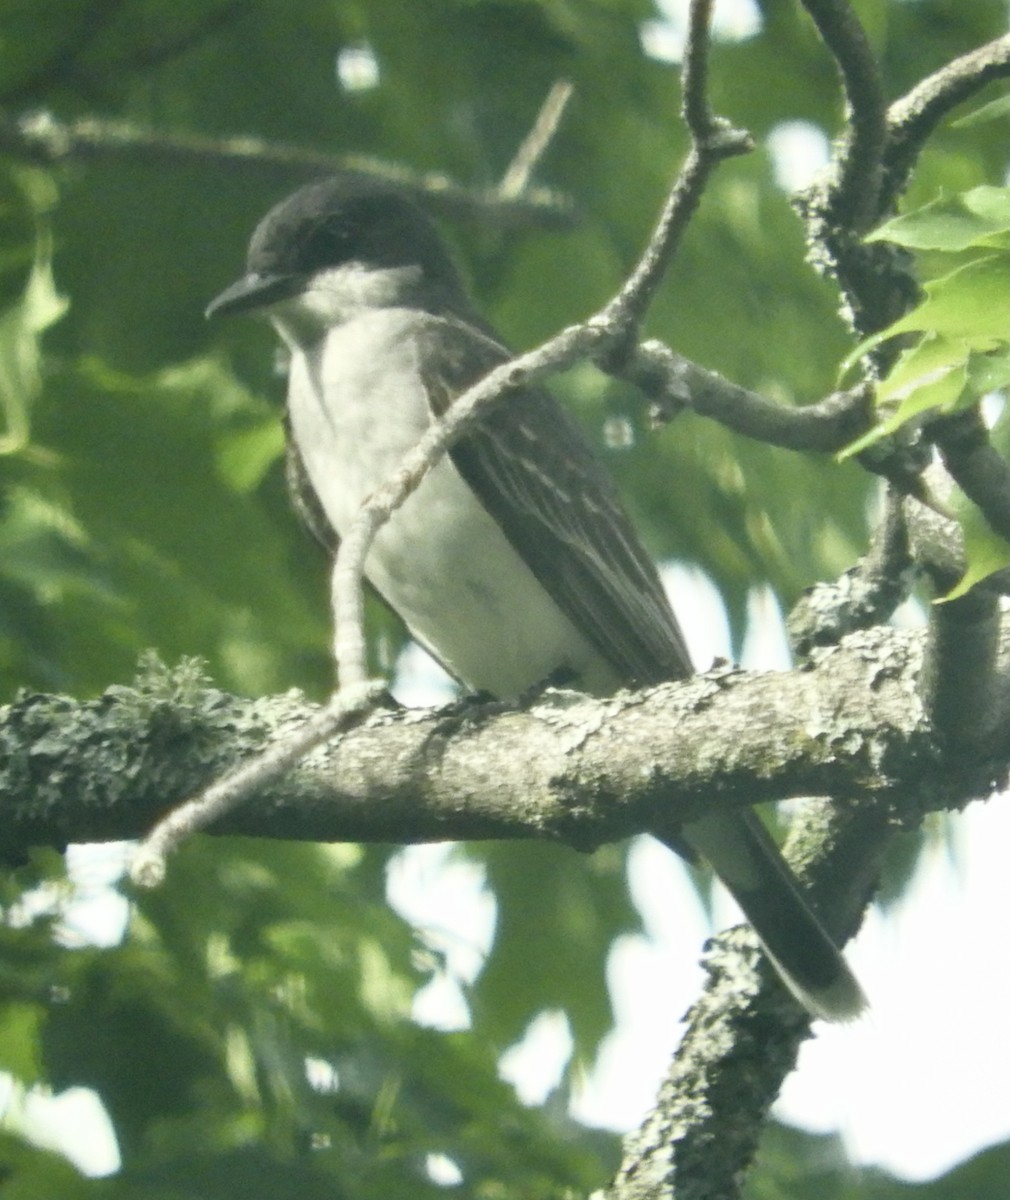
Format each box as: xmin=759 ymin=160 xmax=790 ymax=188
xmin=205 ymin=271 xmax=305 ymax=319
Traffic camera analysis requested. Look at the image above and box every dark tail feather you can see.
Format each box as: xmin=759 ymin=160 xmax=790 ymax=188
xmin=675 ymin=810 xmax=867 ymax=1022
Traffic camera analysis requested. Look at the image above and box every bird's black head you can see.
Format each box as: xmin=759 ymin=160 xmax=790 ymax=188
xmin=206 ymin=175 xmax=468 ymax=319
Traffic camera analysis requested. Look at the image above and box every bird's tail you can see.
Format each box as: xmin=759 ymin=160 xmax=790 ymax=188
xmin=677 ymin=810 xmax=867 ymax=1022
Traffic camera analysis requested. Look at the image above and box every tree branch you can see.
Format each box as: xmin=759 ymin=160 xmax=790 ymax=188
xmin=922 ymin=588 xmax=1004 ymax=754
xmin=498 ymin=79 xmax=575 ymax=199
xmin=597 ymin=0 xmax=752 ymax=344
xmin=929 ymin=406 xmax=1010 ymax=545
xmin=3 ymin=624 xmax=1007 ymax=862
xmin=130 ymin=679 xmax=386 ymax=887
xmin=0 ymin=110 xmax=575 ymax=231
xmin=883 ymin=35 xmax=1010 ymax=211
xmin=903 ymin=464 xmax=1010 ymax=597
xmin=606 ymin=799 xmax=892 ymax=1200
xmin=798 ymin=0 xmax=887 ymax=229
xmin=617 ymin=341 xmax=872 ymax=450
xmin=788 ymin=486 xmax=915 ymax=654
xmin=792 ymin=2 xmax=914 ymax=347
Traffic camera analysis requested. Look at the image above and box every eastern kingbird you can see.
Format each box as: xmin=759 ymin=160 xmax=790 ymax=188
xmin=207 ymin=175 xmax=865 ymax=1021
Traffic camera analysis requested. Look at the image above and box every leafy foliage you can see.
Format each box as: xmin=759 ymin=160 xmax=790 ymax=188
xmin=842 ymin=179 xmax=1010 ymax=591
xmin=1 ymin=1 xmax=1008 ymax=1197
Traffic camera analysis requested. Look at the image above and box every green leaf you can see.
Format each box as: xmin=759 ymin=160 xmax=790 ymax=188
xmin=839 ymin=362 xmax=967 ymax=459
xmin=0 ymin=239 xmax=67 ymax=456
xmin=875 ymin=333 xmax=974 ymax=403
xmin=0 ymin=1131 xmax=91 ymax=1199
xmin=885 ymin=254 xmax=1008 ymax=339
xmin=840 ymin=340 xmax=1006 ymax=459
xmin=866 ymin=187 xmax=1010 ymax=251
xmin=0 ymin=1003 xmax=43 ymax=1082
xmin=967 ymin=348 xmax=1010 ymax=394
xmin=473 ymin=842 xmax=637 ymax=1061
xmin=842 ymin=252 xmax=1009 ymax=381
xmin=953 ymin=94 xmax=1010 ymax=127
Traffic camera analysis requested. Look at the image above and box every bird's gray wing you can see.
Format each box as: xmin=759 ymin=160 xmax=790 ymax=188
xmin=417 ymin=314 xmax=865 ymax=1021
xmin=414 ymin=314 xmax=692 ymax=687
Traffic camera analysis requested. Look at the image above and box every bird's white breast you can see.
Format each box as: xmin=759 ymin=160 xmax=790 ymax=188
xmin=283 ymin=307 xmax=615 ymax=696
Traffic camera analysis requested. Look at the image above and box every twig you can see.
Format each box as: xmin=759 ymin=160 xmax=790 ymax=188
xmin=618 ymin=340 xmax=872 ymax=450
xmin=883 ymin=35 xmax=1010 ymax=211
xmin=498 ymin=79 xmax=574 ymax=198
xmin=130 ymin=680 xmax=385 ymax=886
xmin=598 ymin=0 xmax=752 ymax=339
xmin=331 ymin=323 xmax=604 ymax=685
xmin=798 ymin=0 xmax=887 ymax=229
xmin=680 ymin=0 xmax=718 ymax=134
xmin=0 ymin=110 xmax=575 ymax=230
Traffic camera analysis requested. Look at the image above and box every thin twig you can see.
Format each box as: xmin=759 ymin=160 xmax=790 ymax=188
xmin=130 ymin=680 xmax=385 ymax=886
xmin=331 ymin=323 xmax=603 ymax=685
xmin=498 ymin=79 xmax=574 ymax=198
xmin=618 ymin=340 xmax=872 ymax=450
xmin=0 ymin=110 xmax=575 ymax=230
xmin=681 ymin=0 xmax=717 ymax=134
xmin=599 ymin=0 xmax=752 ymax=338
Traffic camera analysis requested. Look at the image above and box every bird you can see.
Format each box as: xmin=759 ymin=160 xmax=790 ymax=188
xmin=206 ymin=174 xmax=866 ymax=1022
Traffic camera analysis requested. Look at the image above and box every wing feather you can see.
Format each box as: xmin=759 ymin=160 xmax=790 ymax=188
xmin=414 ymin=316 xmax=691 ymax=687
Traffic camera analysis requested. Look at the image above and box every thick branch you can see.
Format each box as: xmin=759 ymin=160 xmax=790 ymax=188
xmin=2 ymin=625 xmax=1007 ymax=862
xmin=607 ymin=799 xmax=891 ymax=1200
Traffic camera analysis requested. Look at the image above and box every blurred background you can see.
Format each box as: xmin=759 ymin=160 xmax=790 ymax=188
xmin=1 ymin=1 xmax=1007 ymax=1197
